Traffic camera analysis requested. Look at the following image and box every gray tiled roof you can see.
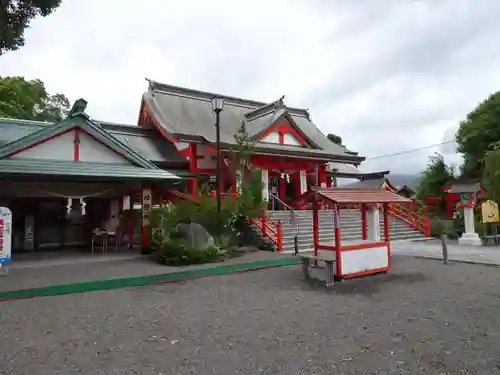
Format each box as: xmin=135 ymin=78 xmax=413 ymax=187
xmin=99 ymin=122 xmax=187 ymax=166
xmin=326 ymin=162 xmax=361 ymax=175
xmin=346 ymin=178 xmax=386 ymax=189
xmin=448 ymin=182 xmax=481 ymax=193
xmin=0 ymin=158 xmax=182 ymax=180
xmin=143 ymin=80 xmax=364 ymax=163
xmin=0 ymin=117 xmax=185 ymax=165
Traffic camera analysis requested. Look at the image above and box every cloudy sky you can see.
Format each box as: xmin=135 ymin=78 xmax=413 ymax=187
xmin=1 ymin=0 xmax=499 ymax=174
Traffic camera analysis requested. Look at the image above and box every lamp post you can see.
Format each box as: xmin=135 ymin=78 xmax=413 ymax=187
xmin=211 ymin=96 xmax=225 ymax=236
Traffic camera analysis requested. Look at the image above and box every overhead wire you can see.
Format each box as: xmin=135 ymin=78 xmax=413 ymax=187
xmin=364 ymin=140 xmax=456 ymax=161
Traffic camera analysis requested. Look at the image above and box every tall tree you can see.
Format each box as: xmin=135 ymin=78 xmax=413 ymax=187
xmin=456 ymin=91 xmax=500 ymax=178
xmin=0 ymin=0 xmax=62 ymax=55
xmin=482 ymin=143 xmax=500 ymax=201
xmin=327 ymin=133 xmax=342 ymax=145
xmin=417 ymin=153 xmax=455 ymax=199
xmin=0 ymin=76 xmax=70 ymax=121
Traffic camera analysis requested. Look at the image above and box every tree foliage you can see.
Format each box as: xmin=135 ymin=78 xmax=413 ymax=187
xmin=456 ymin=91 xmax=500 ymax=178
xmin=327 ymin=133 xmax=342 ymax=145
xmin=417 ymin=153 xmax=455 ymax=199
xmin=227 ymin=120 xmax=264 ymax=216
xmin=231 ymin=120 xmax=257 ymax=177
xmin=0 ymin=76 xmax=70 ymax=121
xmin=0 ymin=0 xmax=62 ymax=55
xmin=149 ymin=120 xmax=265 ymax=263
xmin=482 ymin=145 xmax=500 ymax=202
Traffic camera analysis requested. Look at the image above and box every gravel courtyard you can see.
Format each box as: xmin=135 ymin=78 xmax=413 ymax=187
xmin=1 ymin=255 xmax=500 ymax=375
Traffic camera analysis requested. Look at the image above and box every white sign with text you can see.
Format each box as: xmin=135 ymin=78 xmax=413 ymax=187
xmin=0 ymin=207 xmax=12 ymax=264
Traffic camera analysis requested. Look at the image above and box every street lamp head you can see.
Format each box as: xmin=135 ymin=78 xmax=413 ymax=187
xmin=211 ymin=96 xmax=225 ymax=112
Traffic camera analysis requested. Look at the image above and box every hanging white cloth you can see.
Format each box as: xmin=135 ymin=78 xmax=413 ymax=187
xmin=38 ymin=188 xmax=115 ymax=216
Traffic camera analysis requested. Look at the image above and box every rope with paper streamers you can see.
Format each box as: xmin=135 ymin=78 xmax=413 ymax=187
xmin=38 ymin=188 xmax=116 ymax=216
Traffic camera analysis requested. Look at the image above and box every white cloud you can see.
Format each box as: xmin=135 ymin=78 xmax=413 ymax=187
xmin=1 ymin=0 xmax=499 ymax=175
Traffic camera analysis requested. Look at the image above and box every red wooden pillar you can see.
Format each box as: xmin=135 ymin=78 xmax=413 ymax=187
xmin=361 ymin=203 xmax=367 ymax=240
xmin=383 ymin=203 xmax=390 ymax=242
xmin=313 ymin=200 xmax=319 ymax=256
xmin=334 ymin=203 xmax=342 ymax=277
xmin=383 ymin=203 xmax=391 ymax=268
xmin=128 ymin=207 xmax=135 ymax=249
xmin=189 ymin=144 xmax=198 ymax=197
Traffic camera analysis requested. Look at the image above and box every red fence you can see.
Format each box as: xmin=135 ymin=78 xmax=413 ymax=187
xmin=388 ymin=203 xmax=431 ymax=237
xmin=248 ymin=215 xmax=283 ymax=252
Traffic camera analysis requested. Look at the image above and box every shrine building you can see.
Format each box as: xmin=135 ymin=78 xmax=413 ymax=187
xmin=0 ymin=79 xmax=418 ymax=254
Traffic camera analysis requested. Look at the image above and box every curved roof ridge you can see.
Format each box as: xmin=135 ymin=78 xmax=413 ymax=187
xmin=146 ymin=78 xmax=310 ymax=117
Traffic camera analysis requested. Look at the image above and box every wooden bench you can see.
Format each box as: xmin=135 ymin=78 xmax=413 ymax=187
xmin=481 ymin=234 xmax=500 ymax=245
xmin=298 ymin=252 xmax=337 ymax=287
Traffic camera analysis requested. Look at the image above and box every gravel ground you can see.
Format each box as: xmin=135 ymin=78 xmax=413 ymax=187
xmin=1 ymin=255 xmax=500 ymax=375
xmin=0 ymin=250 xmax=282 ymax=291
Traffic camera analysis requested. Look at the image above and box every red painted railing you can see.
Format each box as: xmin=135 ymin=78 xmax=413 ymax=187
xmin=249 ymin=215 xmax=283 ymax=252
xmin=389 ymin=203 xmax=431 ymax=237
xmin=208 ymin=191 xmax=240 ymax=199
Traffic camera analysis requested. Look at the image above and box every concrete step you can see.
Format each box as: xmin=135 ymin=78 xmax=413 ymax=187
xmin=259 ymin=210 xmax=428 ymax=251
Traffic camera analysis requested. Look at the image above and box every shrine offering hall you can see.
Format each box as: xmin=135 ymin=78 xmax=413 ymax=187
xmin=0 ymin=79 xmax=411 ymax=254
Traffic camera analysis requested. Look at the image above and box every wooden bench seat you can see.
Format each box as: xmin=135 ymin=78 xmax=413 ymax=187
xmin=298 ymin=252 xmax=337 ymax=286
xmin=481 ymin=234 xmax=500 ymax=245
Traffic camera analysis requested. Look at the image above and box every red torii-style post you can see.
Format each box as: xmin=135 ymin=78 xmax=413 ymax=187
xmin=309 ymin=188 xmax=411 ymax=279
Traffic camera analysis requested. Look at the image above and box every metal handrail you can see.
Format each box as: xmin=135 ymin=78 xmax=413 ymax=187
xmin=269 ymin=193 xmax=309 ymax=220
xmin=269 ymin=193 xmax=311 ymax=239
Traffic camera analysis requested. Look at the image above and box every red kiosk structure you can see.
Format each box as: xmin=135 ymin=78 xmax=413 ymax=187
xmin=299 ymin=188 xmax=411 ymax=285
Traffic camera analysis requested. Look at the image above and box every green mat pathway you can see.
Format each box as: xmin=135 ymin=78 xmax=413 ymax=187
xmin=0 ymin=256 xmax=301 ymax=301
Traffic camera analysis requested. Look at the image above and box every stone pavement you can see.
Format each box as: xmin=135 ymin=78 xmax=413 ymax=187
xmin=391 ymin=239 xmax=500 ymax=266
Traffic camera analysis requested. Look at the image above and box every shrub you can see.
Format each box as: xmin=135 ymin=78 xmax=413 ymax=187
xmin=148 ymin=169 xmax=266 ymax=265
xmin=153 ymin=238 xmax=228 ymax=266
xmin=429 ymin=217 xmax=459 ymax=239
xmin=148 ymin=120 xmax=266 ymax=265
xmin=430 ymin=214 xmax=487 ymax=239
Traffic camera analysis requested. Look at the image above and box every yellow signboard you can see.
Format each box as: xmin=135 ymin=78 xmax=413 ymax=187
xmin=481 ymin=200 xmax=499 ymax=223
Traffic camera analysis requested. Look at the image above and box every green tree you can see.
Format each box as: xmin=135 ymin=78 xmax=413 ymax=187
xmin=231 ymin=120 xmax=256 ymax=179
xmin=417 ymin=153 xmax=455 ymax=199
xmin=0 ymin=76 xmax=70 ymax=121
xmin=0 ymin=0 xmax=62 ymax=55
xmin=482 ymin=143 xmax=500 ymax=201
xmin=456 ymin=91 xmax=500 ymax=178
xmin=327 ymin=133 xmax=342 ymax=145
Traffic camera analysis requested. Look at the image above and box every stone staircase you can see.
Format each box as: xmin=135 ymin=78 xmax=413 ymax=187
xmin=267 ymin=209 xmax=427 ymax=253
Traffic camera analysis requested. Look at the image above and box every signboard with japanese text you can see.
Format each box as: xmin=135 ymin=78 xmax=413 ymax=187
xmin=0 ymin=207 xmax=12 ymax=264
xmin=142 ymin=188 xmax=152 ymax=226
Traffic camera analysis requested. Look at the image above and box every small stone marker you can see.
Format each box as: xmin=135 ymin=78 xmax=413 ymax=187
xmin=441 ymin=233 xmax=449 ymax=265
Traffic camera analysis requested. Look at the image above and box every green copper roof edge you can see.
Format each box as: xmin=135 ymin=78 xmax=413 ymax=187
xmin=0 ymin=120 xmax=71 ymax=158
xmin=0 ymin=114 xmax=159 ymax=169
xmin=0 ymin=158 xmax=183 ymax=179
xmin=0 ymin=117 xmax=52 ymax=127
xmin=0 ymin=256 xmax=300 ymax=301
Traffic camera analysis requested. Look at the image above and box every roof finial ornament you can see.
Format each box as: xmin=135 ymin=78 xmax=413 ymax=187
xmin=275 ymin=95 xmax=285 ymax=109
xmin=67 ymin=98 xmax=88 ymax=118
